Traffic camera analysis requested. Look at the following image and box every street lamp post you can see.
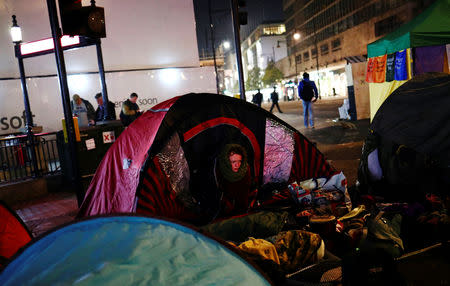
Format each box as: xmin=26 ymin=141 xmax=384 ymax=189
xmin=10 ymin=15 xmax=40 ymax=177
xmin=294 ymin=54 xmax=299 ymax=84
xmin=47 ymin=0 xmax=84 ymax=206
xmin=312 ymin=20 xmax=321 ymax=99
xmin=95 ymin=39 xmax=110 ymax=120
xmin=230 ymin=0 xmax=246 ymax=101
xmin=208 ymin=0 xmax=220 ymax=94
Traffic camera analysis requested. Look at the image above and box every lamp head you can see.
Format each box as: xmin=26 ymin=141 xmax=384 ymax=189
xmin=10 ymin=15 xmax=22 ymax=43
xmin=223 ymin=41 xmax=230 ymax=50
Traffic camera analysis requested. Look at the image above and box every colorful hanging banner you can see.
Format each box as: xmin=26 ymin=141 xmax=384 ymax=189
xmin=394 ymin=50 xmax=408 ymax=81
xmin=385 ymin=53 xmax=396 ymax=82
xmin=366 ymin=57 xmax=375 ymax=83
xmin=373 ymin=54 xmax=387 ymax=83
xmin=366 ymin=54 xmax=387 ymax=83
xmin=406 ymin=48 xmax=413 ymax=80
xmin=414 ymin=45 xmax=445 ymax=75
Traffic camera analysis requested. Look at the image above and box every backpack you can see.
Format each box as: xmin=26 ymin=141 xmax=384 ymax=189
xmin=301 ymin=80 xmax=315 ymax=101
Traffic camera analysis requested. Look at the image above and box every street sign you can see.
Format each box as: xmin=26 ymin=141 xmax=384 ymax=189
xmin=20 ymin=36 xmax=80 ymax=56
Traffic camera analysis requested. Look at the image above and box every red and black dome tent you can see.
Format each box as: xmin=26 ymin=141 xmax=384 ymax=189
xmin=79 ymin=93 xmax=336 ymax=223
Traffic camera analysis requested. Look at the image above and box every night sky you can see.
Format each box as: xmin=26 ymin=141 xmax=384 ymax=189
xmin=193 ymin=0 xmax=284 ymax=57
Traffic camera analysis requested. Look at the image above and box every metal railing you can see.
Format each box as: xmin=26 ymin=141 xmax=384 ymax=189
xmin=0 ymin=132 xmax=61 ymax=183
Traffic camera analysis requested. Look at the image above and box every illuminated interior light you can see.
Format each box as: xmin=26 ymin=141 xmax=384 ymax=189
xmin=68 ymin=74 xmax=89 ymax=94
xmin=20 ymin=36 xmax=80 ymax=56
xmin=159 ymin=68 xmax=179 ymax=85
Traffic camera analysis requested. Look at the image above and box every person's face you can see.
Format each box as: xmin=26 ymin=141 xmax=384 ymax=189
xmin=229 ymin=153 xmax=242 ymax=173
xmin=96 ymin=97 xmax=103 ymax=105
xmin=130 ymin=96 xmax=138 ymax=103
xmin=76 ymin=98 xmax=82 ymax=105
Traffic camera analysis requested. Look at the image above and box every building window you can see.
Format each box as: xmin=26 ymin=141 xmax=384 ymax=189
xmin=296 ymin=54 xmax=302 ymax=64
xmin=331 ymin=38 xmax=341 ymax=51
xmin=263 ymin=25 xmax=286 ymax=35
xmin=311 ymin=48 xmax=317 ymax=59
xmin=375 ymin=16 xmax=400 ymax=37
xmin=303 ymin=51 xmax=310 ymax=61
xmin=320 ymin=43 xmax=329 ymax=55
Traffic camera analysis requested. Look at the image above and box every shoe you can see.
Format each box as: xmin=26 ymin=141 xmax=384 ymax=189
xmin=311 ymin=126 xmax=315 ymax=129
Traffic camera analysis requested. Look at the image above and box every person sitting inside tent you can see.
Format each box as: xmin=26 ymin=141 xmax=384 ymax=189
xmin=215 ymin=144 xmax=256 ymax=216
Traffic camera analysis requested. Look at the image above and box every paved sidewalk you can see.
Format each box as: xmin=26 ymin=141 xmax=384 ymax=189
xmin=12 ymin=191 xmax=78 ymax=237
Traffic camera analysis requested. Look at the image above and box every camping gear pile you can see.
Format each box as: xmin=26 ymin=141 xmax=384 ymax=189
xmin=353 ymin=72 xmax=450 ymax=284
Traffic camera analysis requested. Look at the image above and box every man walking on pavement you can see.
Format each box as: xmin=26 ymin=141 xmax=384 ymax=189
xmin=252 ymin=88 xmax=263 ymax=108
xmin=269 ymin=86 xmax=283 ymax=113
xmin=298 ymin=72 xmax=318 ymax=128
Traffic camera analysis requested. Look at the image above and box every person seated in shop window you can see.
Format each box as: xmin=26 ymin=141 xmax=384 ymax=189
xmin=71 ymin=94 xmax=96 ymax=127
xmin=119 ymin=92 xmax=142 ymax=127
xmin=94 ymin=92 xmax=117 ymax=122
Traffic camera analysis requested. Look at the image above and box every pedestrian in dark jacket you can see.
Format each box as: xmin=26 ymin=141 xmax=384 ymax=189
xmin=252 ymin=89 xmax=263 ymax=107
xmin=120 ymin=92 xmax=142 ymax=127
xmin=269 ymin=86 xmax=283 ymax=113
xmin=95 ymin=93 xmax=117 ymax=122
xmin=298 ymin=72 xmax=319 ymax=128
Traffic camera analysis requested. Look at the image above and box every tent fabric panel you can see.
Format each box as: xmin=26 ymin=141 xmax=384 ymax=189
xmin=157 ymin=133 xmax=193 ymax=208
xmin=183 ymin=117 xmax=262 ymax=177
xmin=136 ymin=156 xmax=198 ymax=222
xmin=369 ymin=80 xmax=408 ymax=120
xmin=0 ymin=216 xmax=271 ymax=286
xmin=410 ymin=0 xmax=450 ymax=47
xmin=78 ymin=97 xmax=179 ymax=217
xmin=263 ymin=118 xmax=295 ymax=185
xmin=367 ymin=32 xmax=410 ymax=58
xmin=0 ymin=202 xmax=32 ymax=260
xmin=411 ymin=31 xmax=450 ymax=48
xmin=150 ymin=94 xmax=267 ymax=159
xmin=289 ymin=132 xmax=335 ymax=183
xmin=371 ymin=73 xmax=450 ymax=162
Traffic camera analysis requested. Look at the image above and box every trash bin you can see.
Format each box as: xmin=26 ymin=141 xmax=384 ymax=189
xmin=57 ymin=121 xmax=124 ymax=191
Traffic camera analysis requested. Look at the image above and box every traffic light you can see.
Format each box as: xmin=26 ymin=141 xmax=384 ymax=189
xmin=58 ymin=0 xmax=81 ymax=36
xmin=238 ymin=0 xmax=248 ymax=25
xmin=58 ymin=0 xmax=106 ymax=38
